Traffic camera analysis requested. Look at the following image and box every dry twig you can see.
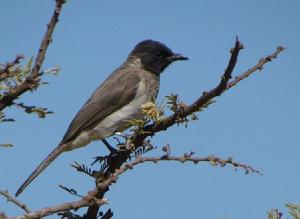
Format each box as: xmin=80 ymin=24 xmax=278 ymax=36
xmin=14 ymin=191 xmax=106 ymax=219
xmin=86 ymin=40 xmax=284 ymax=218
xmin=226 ymin=46 xmax=285 ymax=90
xmin=1 ymin=27 xmax=285 ymax=217
xmin=0 ymin=190 xmax=31 ymax=213
xmin=11 ymin=152 xmax=258 ymax=218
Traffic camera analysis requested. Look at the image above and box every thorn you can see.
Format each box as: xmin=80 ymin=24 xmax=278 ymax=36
xmin=239 ymin=43 xmax=245 ymax=50
xmin=162 ymin=144 xmax=171 ymax=156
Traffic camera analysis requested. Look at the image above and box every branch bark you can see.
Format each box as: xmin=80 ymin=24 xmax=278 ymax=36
xmin=85 ymin=40 xmax=285 ymax=218
xmin=134 ymin=42 xmax=285 ymax=145
xmin=226 ymin=46 xmax=285 ymax=90
xmin=14 ymin=190 xmax=106 ymax=219
xmin=0 ymin=190 xmax=31 ymax=213
xmin=2 ymin=37 xmax=285 ymax=218
xmin=10 ymin=153 xmax=259 ymax=218
xmin=133 ymin=38 xmax=244 ymax=144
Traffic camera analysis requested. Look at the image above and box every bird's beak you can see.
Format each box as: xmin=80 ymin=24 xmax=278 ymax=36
xmin=168 ymin=53 xmax=189 ymax=62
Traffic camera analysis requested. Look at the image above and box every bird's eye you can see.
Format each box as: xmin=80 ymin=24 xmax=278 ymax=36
xmin=156 ymin=50 xmax=162 ymax=57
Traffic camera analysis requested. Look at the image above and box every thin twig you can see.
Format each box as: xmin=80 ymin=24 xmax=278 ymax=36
xmin=14 ymin=152 xmax=258 ymax=218
xmin=226 ymin=46 xmax=285 ymax=90
xmin=13 ymin=102 xmax=54 ymax=118
xmin=133 ymin=38 xmax=244 ymax=144
xmin=0 ymin=190 xmax=31 ymax=213
xmin=0 ymin=0 xmax=65 ymax=111
xmin=97 ymin=153 xmax=261 ymax=190
xmin=15 ymin=190 xmax=107 ymax=219
xmin=6 ymin=40 xmax=284 ymax=218
xmin=86 ymin=41 xmax=284 ymax=218
xmin=133 ymin=43 xmax=285 ymax=146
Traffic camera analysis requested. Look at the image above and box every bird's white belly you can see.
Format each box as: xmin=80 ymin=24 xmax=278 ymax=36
xmin=93 ymin=94 xmax=147 ymax=137
xmin=69 ymin=81 xmax=149 ymax=150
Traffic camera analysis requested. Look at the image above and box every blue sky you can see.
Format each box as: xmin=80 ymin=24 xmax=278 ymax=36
xmin=1 ymin=1 xmax=299 ymax=218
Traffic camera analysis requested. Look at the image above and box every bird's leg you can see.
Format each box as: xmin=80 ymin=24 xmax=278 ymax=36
xmin=113 ymin=132 xmax=131 ymax=145
xmin=102 ymin=139 xmax=118 ymax=154
xmin=91 ymin=139 xmax=118 ymax=166
xmin=113 ymin=132 xmax=134 ymax=151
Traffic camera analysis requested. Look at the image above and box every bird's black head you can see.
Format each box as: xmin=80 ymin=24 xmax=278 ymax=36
xmin=130 ymin=40 xmax=188 ymax=75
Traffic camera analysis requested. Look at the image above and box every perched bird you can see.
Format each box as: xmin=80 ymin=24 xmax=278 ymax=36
xmin=15 ymin=40 xmax=188 ymax=196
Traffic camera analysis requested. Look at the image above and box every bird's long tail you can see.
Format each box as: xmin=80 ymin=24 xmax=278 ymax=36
xmin=15 ymin=143 xmax=67 ymax=197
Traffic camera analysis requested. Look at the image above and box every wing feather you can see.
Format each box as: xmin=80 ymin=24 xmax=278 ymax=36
xmin=61 ymin=66 xmax=141 ymax=144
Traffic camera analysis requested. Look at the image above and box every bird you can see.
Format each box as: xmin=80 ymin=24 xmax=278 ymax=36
xmin=15 ymin=39 xmax=188 ymax=197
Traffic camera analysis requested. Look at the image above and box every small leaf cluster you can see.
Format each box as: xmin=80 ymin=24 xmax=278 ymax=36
xmin=166 ymin=94 xmax=199 ymax=127
xmin=0 ymin=55 xmax=27 ymax=91
xmin=14 ymin=102 xmax=54 ymax=118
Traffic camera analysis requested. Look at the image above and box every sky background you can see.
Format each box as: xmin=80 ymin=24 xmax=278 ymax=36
xmin=1 ymin=1 xmax=299 ymax=218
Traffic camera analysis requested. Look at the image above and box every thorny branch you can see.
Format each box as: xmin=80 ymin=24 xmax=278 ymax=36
xmin=85 ymin=40 xmax=284 ymax=218
xmin=133 ymin=38 xmax=244 ymax=145
xmin=9 ymin=152 xmax=259 ymax=219
xmin=226 ymin=46 xmax=285 ymax=90
xmin=97 ymin=153 xmax=261 ymax=190
xmin=135 ymin=41 xmax=285 ymax=144
xmin=0 ymin=32 xmax=285 ymax=218
xmin=0 ymin=0 xmax=65 ymax=111
xmin=13 ymin=191 xmax=107 ymax=219
xmin=0 ymin=190 xmax=31 ymax=213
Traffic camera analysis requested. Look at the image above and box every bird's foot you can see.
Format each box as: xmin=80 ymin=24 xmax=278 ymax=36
xmin=113 ymin=132 xmax=134 ymax=151
xmin=91 ymin=155 xmax=107 ymax=166
xmin=114 ymin=132 xmax=131 ymax=140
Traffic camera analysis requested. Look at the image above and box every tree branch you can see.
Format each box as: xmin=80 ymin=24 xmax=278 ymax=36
xmin=85 ymin=40 xmax=284 ymax=218
xmin=96 ymin=153 xmax=261 ymax=191
xmin=0 ymin=190 xmax=31 ymax=213
xmin=3 ymin=39 xmax=284 ymax=218
xmin=226 ymin=46 xmax=285 ymax=90
xmin=12 ymin=152 xmax=258 ymax=218
xmin=0 ymin=0 xmax=65 ymax=111
xmin=133 ymin=42 xmax=285 ymax=146
xmin=14 ymin=190 xmax=107 ymax=219
xmin=133 ymin=38 xmax=244 ymax=144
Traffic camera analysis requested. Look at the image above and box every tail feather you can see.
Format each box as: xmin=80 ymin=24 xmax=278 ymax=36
xmin=15 ymin=143 xmax=67 ymax=197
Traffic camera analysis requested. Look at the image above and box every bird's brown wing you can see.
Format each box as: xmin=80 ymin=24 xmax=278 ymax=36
xmin=61 ymin=66 xmax=141 ymax=144
xmin=15 ymin=67 xmax=141 ymax=197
